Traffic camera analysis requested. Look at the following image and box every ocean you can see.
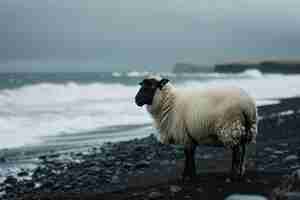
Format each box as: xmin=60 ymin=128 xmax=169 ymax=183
xmin=0 ymin=70 xmax=300 ymax=177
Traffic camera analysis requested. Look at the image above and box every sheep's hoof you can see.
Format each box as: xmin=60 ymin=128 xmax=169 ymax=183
xmin=181 ymin=172 xmax=196 ymax=183
xmin=230 ymin=171 xmax=245 ymax=182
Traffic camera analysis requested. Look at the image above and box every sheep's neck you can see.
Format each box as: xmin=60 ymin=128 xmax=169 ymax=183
xmin=154 ymin=88 xmax=175 ymax=137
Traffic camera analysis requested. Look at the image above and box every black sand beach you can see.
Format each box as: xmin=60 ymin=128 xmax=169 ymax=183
xmin=1 ymin=97 xmax=300 ymax=200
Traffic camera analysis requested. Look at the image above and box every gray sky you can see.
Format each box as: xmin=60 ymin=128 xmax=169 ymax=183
xmin=1 ymin=0 xmax=300 ymax=72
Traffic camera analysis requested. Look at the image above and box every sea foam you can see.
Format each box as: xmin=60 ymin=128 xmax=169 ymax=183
xmin=0 ymin=82 xmax=151 ymax=148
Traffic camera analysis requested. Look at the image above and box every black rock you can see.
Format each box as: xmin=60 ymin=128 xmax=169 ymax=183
xmin=4 ymin=176 xmax=17 ymax=185
xmin=38 ymin=155 xmax=47 ymax=160
xmin=17 ymin=170 xmax=29 ymax=177
xmin=135 ymin=160 xmax=150 ymax=169
xmin=0 ymin=157 xmax=7 ymax=163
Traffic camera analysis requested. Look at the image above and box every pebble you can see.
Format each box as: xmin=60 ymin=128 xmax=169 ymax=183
xmin=135 ymin=160 xmax=151 ymax=169
xmin=278 ymin=143 xmax=289 ymax=147
xmin=196 ymin=187 xmax=203 ymax=193
xmin=0 ymin=157 xmax=6 ymax=163
xmin=169 ymin=185 xmax=182 ymax=193
xmin=148 ymin=191 xmax=163 ymax=199
xmin=225 ymin=194 xmax=268 ymax=200
xmin=270 ymin=155 xmax=278 ymax=159
xmin=284 ymin=155 xmax=298 ymax=162
xmin=17 ymin=171 xmax=29 ymax=177
xmin=293 ymin=169 xmax=300 ymax=180
xmin=202 ymin=154 xmax=213 ymax=159
xmin=3 ymin=176 xmax=17 ymax=185
xmin=225 ymin=178 xmax=231 ymax=183
xmin=274 ymin=150 xmax=284 ymax=155
xmin=264 ymin=147 xmax=273 ymax=152
xmin=111 ymin=175 xmax=120 ymax=184
xmin=160 ymin=160 xmax=170 ymax=165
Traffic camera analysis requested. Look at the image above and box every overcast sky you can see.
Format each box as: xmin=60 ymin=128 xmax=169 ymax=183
xmin=1 ymin=0 xmax=300 ymax=72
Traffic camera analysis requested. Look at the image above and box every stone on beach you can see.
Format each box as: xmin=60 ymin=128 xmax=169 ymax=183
xmin=148 ymin=191 xmax=163 ymax=199
xmin=169 ymin=185 xmax=182 ymax=193
xmin=284 ymin=155 xmax=299 ymax=162
xmin=225 ymin=194 xmax=268 ymax=200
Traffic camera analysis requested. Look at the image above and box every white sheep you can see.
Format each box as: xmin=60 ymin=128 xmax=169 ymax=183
xmin=135 ymin=75 xmax=257 ymax=180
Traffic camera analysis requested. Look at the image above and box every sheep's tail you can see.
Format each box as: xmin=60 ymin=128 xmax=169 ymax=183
xmin=242 ymin=108 xmax=257 ymax=144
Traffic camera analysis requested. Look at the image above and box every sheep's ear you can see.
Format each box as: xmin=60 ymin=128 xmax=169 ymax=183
xmin=158 ymin=78 xmax=169 ymax=89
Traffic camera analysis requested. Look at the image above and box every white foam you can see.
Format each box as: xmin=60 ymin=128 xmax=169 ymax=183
xmin=240 ymin=69 xmax=264 ymax=78
xmin=126 ymin=71 xmax=150 ymax=77
xmin=0 ymin=82 xmax=151 ymax=149
xmin=112 ymin=72 xmax=122 ymax=77
xmin=180 ymin=74 xmax=300 ymax=106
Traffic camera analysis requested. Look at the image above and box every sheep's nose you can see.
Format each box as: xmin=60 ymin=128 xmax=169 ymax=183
xmin=135 ymin=91 xmax=145 ymax=107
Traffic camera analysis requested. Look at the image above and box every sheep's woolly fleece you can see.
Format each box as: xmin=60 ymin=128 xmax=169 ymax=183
xmin=145 ymin=76 xmax=257 ymax=149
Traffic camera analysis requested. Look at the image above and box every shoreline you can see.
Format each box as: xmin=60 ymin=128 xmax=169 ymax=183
xmin=1 ymin=96 xmax=300 ymax=199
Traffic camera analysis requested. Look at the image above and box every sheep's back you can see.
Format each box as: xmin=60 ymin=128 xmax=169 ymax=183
xmin=178 ymin=87 xmax=256 ymax=146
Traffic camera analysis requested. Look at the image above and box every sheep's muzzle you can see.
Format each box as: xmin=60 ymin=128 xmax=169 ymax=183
xmin=135 ymin=89 xmax=147 ymax=107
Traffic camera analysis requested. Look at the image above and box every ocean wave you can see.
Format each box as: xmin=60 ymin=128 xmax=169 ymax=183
xmin=239 ymin=69 xmax=264 ymax=78
xmin=0 ymin=82 xmax=151 ymax=149
xmin=180 ymin=74 xmax=300 ymax=103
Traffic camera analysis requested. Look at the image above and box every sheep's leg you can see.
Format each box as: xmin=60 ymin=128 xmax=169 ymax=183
xmin=231 ymin=146 xmax=237 ymax=172
xmin=231 ymin=144 xmax=246 ymax=178
xmin=239 ymin=143 xmax=246 ymax=176
xmin=182 ymin=143 xmax=196 ymax=181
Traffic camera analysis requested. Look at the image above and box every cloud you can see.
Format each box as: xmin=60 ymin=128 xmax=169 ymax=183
xmin=0 ymin=0 xmax=300 ymax=71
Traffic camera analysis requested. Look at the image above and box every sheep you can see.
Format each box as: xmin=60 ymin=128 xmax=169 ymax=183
xmin=135 ymin=75 xmax=257 ymax=180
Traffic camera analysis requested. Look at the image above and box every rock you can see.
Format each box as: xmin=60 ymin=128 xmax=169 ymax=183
xmin=169 ymin=185 xmax=182 ymax=193
xmin=160 ymin=160 xmax=170 ymax=165
xmin=89 ymin=166 xmax=102 ymax=172
xmin=264 ymin=147 xmax=273 ymax=152
xmin=63 ymin=184 xmax=73 ymax=190
xmin=225 ymin=178 xmax=231 ymax=183
xmin=270 ymin=155 xmax=278 ymax=159
xmin=38 ymin=155 xmax=47 ymax=160
xmin=25 ymin=181 xmax=35 ymax=188
xmin=148 ymin=191 xmax=163 ymax=199
xmin=292 ymin=169 xmax=300 ymax=181
xmin=34 ymin=182 xmax=41 ymax=189
xmin=283 ymin=192 xmax=300 ymax=200
xmin=42 ymin=180 xmax=54 ymax=188
xmin=134 ymin=145 xmax=145 ymax=152
xmin=48 ymin=153 xmax=60 ymax=159
xmin=111 ymin=175 xmax=120 ymax=184
xmin=274 ymin=150 xmax=284 ymax=154
xmin=279 ymin=143 xmax=289 ymax=147
xmin=4 ymin=176 xmax=17 ymax=185
xmin=284 ymin=155 xmax=298 ymax=162
xmin=197 ymin=187 xmax=203 ymax=193
xmin=225 ymin=194 xmax=268 ymax=200
xmin=0 ymin=157 xmax=7 ymax=163
xmin=202 ymin=154 xmax=213 ymax=159
xmin=135 ymin=160 xmax=150 ymax=169
xmin=17 ymin=171 xmax=29 ymax=177
xmin=123 ymin=162 xmax=134 ymax=169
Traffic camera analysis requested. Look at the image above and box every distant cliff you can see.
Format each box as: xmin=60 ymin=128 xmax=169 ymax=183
xmin=173 ymin=63 xmax=214 ymax=73
xmin=173 ymin=61 xmax=300 ymax=74
xmin=215 ymin=61 xmax=300 ymax=74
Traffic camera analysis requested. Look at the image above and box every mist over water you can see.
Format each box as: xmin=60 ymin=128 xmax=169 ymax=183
xmin=0 ymin=71 xmax=300 ymax=149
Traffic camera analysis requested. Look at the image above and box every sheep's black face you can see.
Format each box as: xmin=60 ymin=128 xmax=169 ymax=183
xmin=135 ymin=78 xmax=169 ymax=107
